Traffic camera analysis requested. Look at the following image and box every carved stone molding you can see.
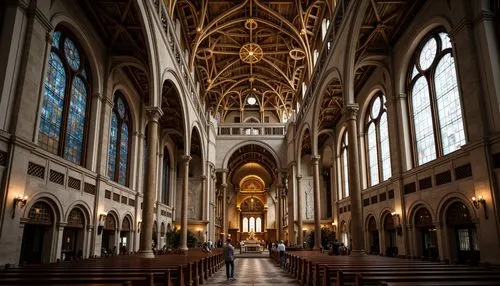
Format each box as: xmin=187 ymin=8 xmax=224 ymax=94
xmin=343 ymin=104 xmax=359 ymax=120
xmin=145 ymin=107 xmax=163 ymax=122
xmin=181 ymin=155 xmax=192 ymax=163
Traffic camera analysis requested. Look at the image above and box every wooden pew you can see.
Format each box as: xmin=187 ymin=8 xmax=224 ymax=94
xmin=0 ymin=249 xmax=225 ymax=286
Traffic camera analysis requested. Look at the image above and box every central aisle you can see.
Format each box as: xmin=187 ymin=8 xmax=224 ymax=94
xmin=204 ymin=258 xmax=299 ymax=285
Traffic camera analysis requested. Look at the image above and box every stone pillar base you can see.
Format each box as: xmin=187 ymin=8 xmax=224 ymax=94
xmin=180 ymin=247 xmax=189 ymax=254
xmin=137 ymin=250 xmax=155 ymax=258
xmin=350 ymin=250 xmax=366 ymax=257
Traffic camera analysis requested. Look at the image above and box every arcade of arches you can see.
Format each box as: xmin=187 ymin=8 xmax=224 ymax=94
xmin=0 ymin=0 xmax=500 ymax=266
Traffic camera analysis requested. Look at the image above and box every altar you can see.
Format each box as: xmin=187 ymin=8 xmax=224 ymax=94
xmin=241 ymin=232 xmax=262 ymax=253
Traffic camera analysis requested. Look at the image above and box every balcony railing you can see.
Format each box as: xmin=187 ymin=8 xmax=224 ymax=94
xmin=296 ymin=0 xmax=352 ymax=125
xmin=217 ymin=123 xmax=286 ymax=136
xmin=150 ymin=0 xmax=206 ymax=124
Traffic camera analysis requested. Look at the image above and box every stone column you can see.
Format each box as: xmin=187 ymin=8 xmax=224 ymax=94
xmin=179 ymin=155 xmax=192 ymax=253
xmin=296 ymin=175 xmax=303 ymax=247
xmin=288 ymin=163 xmax=296 ymax=245
xmin=221 ymin=170 xmax=228 ymax=241
xmin=345 ymin=104 xmax=365 ymax=255
xmin=311 ymin=155 xmax=322 ymax=249
xmin=138 ymin=108 xmax=162 ymax=258
xmin=209 ymin=168 xmax=216 ymax=241
xmin=84 ymin=225 xmax=92 ymax=259
xmin=277 ymin=172 xmax=282 ymax=239
xmin=201 ymin=175 xmax=207 ymax=220
xmin=55 ymin=224 xmax=65 ymax=262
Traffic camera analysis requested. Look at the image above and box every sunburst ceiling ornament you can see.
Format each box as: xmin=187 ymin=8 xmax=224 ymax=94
xmin=240 ymin=43 xmax=263 ymax=64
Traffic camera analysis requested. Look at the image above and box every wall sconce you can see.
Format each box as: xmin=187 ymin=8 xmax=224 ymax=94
xmin=97 ymin=214 xmax=107 ymax=235
xmin=472 ymin=195 xmax=488 ymax=219
xmin=391 ymin=212 xmax=402 ymax=236
xmin=12 ymin=194 xmax=28 ymax=218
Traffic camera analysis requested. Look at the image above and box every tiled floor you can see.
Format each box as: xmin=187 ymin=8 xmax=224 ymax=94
xmin=204 ymin=258 xmax=299 ymax=285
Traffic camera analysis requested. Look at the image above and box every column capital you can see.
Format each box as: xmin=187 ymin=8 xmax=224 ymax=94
xmin=220 ymin=183 xmax=228 ymax=189
xmin=181 ymin=155 xmax=192 ymax=162
xmin=311 ymin=155 xmax=321 ymax=164
xmin=145 ymin=106 xmax=163 ymax=122
xmin=200 ymin=175 xmax=207 ymax=180
xmin=343 ymin=104 xmax=359 ymax=120
xmin=296 ymin=175 xmax=303 ymax=180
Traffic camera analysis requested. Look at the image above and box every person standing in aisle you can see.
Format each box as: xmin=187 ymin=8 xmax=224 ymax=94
xmin=277 ymin=240 xmax=286 ymax=267
xmin=224 ymin=238 xmax=236 ymax=280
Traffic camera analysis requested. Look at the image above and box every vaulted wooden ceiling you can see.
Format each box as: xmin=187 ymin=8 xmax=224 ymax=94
xmin=354 ymin=0 xmax=426 ymax=94
xmin=174 ymin=0 xmax=331 ymax=120
xmin=80 ymin=0 xmax=151 ymax=103
xmin=227 ymin=144 xmax=278 ymax=182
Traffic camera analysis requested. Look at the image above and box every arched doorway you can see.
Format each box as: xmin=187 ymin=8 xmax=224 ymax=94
xmin=160 ymin=222 xmax=166 ymax=249
xmin=383 ymin=213 xmax=397 ymax=257
xmin=101 ymin=213 xmax=117 ymax=255
xmin=20 ymin=201 xmax=56 ymax=264
xmin=119 ymin=216 xmax=132 ymax=254
xmin=445 ymin=201 xmax=479 ymax=264
xmin=152 ymin=220 xmax=158 ymax=250
xmin=414 ymin=207 xmax=438 ymax=261
xmin=367 ymin=216 xmax=379 ymax=254
xmin=62 ymin=208 xmax=85 ymax=261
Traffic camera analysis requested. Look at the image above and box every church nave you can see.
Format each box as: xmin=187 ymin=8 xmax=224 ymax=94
xmin=204 ymin=258 xmax=298 ymax=286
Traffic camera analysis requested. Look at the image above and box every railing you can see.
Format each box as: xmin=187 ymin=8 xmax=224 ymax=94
xmin=295 ymin=0 xmax=352 ymax=125
xmin=217 ymin=123 xmax=286 ymax=136
xmin=150 ymin=0 xmax=206 ymax=124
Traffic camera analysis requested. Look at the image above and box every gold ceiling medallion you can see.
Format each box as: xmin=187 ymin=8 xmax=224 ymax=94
xmin=245 ymin=19 xmax=258 ymax=30
xmin=196 ymin=48 xmax=213 ymax=60
xmin=289 ymin=48 xmax=306 ymax=60
xmin=240 ymin=43 xmax=263 ymax=64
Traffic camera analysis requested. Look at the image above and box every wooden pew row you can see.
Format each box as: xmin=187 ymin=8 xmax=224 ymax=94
xmin=280 ymin=251 xmax=499 ymax=286
xmin=0 ymin=251 xmax=225 ymax=286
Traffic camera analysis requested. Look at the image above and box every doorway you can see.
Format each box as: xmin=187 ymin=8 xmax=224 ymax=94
xmin=445 ymin=201 xmax=479 ymax=264
xmin=101 ymin=213 xmax=117 ymax=256
xmin=119 ymin=216 xmax=132 ymax=254
xmin=61 ymin=208 xmax=85 ymax=261
xmin=414 ymin=207 xmax=438 ymax=261
xmin=383 ymin=213 xmax=397 ymax=257
xmin=367 ymin=216 xmax=379 ymax=255
xmin=20 ymin=201 xmax=55 ymax=264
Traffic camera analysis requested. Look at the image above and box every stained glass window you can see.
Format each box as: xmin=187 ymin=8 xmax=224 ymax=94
xmin=108 ymin=92 xmax=131 ymax=186
xmin=39 ymin=28 xmax=90 ymax=165
xmin=365 ymin=93 xmax=391 ymax=186
xmin=408 ymin=29 xmax=465 ymax=166
xmin=340 ymin=132 xmax=349 ymax=198
xmin=256 ymin=218 xmax=262 ymax=232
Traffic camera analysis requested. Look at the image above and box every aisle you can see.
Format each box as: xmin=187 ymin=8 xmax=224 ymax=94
xmin=204 ymin=258 xmax=299 ymax=285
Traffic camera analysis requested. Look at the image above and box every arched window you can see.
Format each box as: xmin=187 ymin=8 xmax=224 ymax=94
xmin=313 ymin=50 xmax=319 ymax=66
xmin=162 ymin=147 xmax=170 ymax=204
xmin=249 ymin=217 xmax=256 ymax=232
xmin=321 ymin=19 xmax=330 ymax=41
xmin=408 ymin=29 xmax=466 ymax=166
xmin=38 ymin=28 xmax=91 ymax=165
xmin=256 ymin=217 xmax=262 ymax=232
xmin=243 ymin=217 xmax=249 ymax=232
xmin=107 ymin=92 xmax=131 ymax=186
xmin=339 ymin=131 xmax=349 ymax=198
xmin=365 ymin=93 xmax=391 ymax=186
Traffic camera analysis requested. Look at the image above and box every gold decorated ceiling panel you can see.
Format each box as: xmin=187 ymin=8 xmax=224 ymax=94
xmin=175 ymin=0 xmax=327 ymax=119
